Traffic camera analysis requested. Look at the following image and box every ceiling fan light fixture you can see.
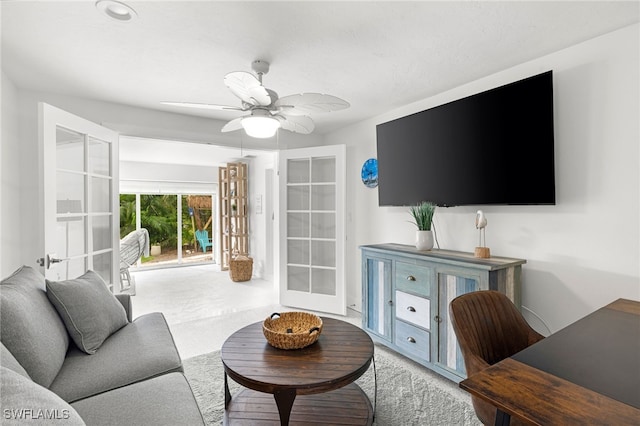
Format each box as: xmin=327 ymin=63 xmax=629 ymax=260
xmin=96 ymin=0 xmax=138 ymax=22
xmin=241 ymin=114 xmax=280 ymax=138
xmin=164 ymin=60 xmax=350 ymax=137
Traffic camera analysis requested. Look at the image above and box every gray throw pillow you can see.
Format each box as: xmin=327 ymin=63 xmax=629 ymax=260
xmin=46 ymin=271 xmax=128 ymax=355
xmin=0 ymin=366 xmax=85 ymax=425
xmin=0 ymin=265 xmax=70 ymax=388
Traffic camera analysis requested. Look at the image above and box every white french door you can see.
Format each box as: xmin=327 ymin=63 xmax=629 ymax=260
xmin=39 ymin=103 xmax=120 ymax=290
xmin=278 ymin=145 xmax=346 ymax=315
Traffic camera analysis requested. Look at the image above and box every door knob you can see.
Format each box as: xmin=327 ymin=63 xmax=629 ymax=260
xmin=37 ymin=254 xmax=67 ymax=269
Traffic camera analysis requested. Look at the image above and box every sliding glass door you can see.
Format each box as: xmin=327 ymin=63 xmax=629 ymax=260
xmin=119 ymin=193 xmax=215 ymax=268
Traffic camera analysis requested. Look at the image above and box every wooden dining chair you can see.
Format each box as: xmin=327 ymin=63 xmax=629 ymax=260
xmin=449 ymin=290 xmax=545 ymax=425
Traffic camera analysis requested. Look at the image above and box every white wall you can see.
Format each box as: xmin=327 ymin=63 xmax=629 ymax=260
xmin=329 ymin=24 xmax=640 ymax=334
xmin=247 ymin=154 xmax=277 ymax=280
xmin=0 ymin=72 xmax=22 ymax=274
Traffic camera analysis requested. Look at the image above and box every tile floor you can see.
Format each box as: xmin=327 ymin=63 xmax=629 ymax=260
xmin=129 ymin=263 xmax=360 ymax=359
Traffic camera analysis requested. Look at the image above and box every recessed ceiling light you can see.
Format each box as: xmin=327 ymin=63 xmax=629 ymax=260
xmin=96 ymin=0 xmax=138 ymax=22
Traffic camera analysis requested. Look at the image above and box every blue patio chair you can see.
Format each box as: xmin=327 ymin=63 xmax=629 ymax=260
xmin=195 ymin=229 xmax=213 ymax=253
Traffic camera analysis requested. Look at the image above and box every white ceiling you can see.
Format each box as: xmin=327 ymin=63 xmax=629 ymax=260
xmin=2 ymin=1 xmax=639 ymax=137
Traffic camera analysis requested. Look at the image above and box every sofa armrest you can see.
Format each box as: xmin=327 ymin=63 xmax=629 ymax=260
xmin=115 ymin=294 xmax=132 ymax=322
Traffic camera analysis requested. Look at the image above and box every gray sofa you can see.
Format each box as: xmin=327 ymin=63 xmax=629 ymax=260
xmin=0 ymin=265 xmax=205 ymax=425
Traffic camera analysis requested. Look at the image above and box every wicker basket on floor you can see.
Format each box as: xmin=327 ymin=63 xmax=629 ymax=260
xmin=229 ymin=255 xmax=253 ymax=282
xmin=262 ymin=312 xmax=323 ymax=350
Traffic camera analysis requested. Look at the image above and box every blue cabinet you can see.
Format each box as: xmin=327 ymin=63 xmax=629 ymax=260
xmin=362 ymin=255 xmax=392 ymax=342
xmin=361 ymin=243 xmax=525 ymax=382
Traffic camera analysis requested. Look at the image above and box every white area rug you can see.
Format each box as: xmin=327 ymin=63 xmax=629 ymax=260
xmin=183 ymin=343 xmax=482 ymax=425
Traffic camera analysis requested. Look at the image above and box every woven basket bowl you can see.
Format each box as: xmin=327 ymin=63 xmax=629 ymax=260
xmin=229 ymin=256 xmax=253 ymax=282
xmin=262 ymin=312 xmax=323 ymax=350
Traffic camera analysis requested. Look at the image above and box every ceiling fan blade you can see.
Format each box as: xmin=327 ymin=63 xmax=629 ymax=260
xmin=275 ymin=93 xmax=350 ymax=116
xmin=161 ymin=101 xmax=244 ymax=111
xmin=221 ymin=117 xmax=244 ymax=133
xmin=276 ymin=115 xmax=315 ymax=134
xmin=224 ymin=71 xmax=272 ymax=106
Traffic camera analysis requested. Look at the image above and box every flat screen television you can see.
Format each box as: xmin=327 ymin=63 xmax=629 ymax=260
xmin=376 ymin=71 xmax=555 ymax=207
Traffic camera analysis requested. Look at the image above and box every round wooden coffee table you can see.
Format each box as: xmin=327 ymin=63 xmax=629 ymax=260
xmin=221 ymin=316 xmax=374 ymax=425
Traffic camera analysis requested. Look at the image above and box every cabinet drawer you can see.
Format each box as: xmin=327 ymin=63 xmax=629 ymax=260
xmin=395 ymin=320 xmax=430 ymax=361
xmin=395 ymin=291 xmax=430 ymax=329
xmin=395 ymin=262 xmax=431 ymax=297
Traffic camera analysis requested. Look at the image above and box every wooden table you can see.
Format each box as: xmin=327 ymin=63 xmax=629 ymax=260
xmin=460 ymin=298 xmax=640 ymax=425
xmin=221 ymin=317 xmax=374 ymax=425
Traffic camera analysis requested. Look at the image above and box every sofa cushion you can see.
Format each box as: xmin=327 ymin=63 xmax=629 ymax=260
xmin=49 ymin=312 xmax=183 ymax=402
xmin=0 ymin=366 xmax=85 ymax=425
xmin=0 ymin=266 xmax=69 ymax=388
xmin=71 ymin=372 xmax=204 ymax=426
xmin=1 ymin=342 xmax=31 ymax=380
xmin=46 ymin=270 xmax=128 ymax=355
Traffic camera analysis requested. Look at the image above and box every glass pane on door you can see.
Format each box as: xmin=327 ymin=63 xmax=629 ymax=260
xmin=311 ymin=268 xmax=335 ymax=295
xmin=286 ymin=156 xmax=337 ymax=296
xmin=311 ymin=184 xmax=335 ymax=210
xmin=288 ymin=265 xmax=310 ymax=292
xmin=288 ymin=159 xmax=310 ymax=183
xmin=54 ymin=127 xmax=87 ymax=280
xmin=55 ymin=217 xmax=86 ymax=280
xmin=288 ymin=213 xmax=310 ymax=237
xmin=287 ymin=186 xmax=309 ymax=210
xmin=56 ymin=127 xmax=84 ymax=171
xmin=287 ymin=240 xmax=309 ymax=265
xmin=92 ymin=215 xmax=112 ymax=252
xmin=183 ymin=195 xmax=214 ymax=264
xmin=88 ymin=137 xmax=110 ymax=176
xmin=65 ymin=258 xmax=87 ymax=280
xmin=93 ymin=252 xmax=112 ymax=283
xmin=311 ymin=241 xmax=335 ymax=267
xmin=91 ymin=176 xmax=111 ymax=213
xmin=140 ymin=195 xmax=178 ymax=266
xmin=42 ymin=104 xmax=118 ymax=288
xmin=54 ymin=129 xmax=115 ymax=282
xmin=279 ymin=144 xmax=345 ymax=315
xmin=311 ymin=213 xmax=334 ymax=238
xmin=56 ymin=172 xmax=85 ymax=213
xmin=311 ymin=157 xmax=335 ymax=182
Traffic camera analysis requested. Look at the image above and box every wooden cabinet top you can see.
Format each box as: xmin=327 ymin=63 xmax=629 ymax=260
xmin=360 ymin=243 xmax=526 ymax=271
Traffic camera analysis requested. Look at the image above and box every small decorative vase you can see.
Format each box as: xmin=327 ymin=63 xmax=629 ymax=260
xmin=415 ymin=230 xmax=434 ymax=251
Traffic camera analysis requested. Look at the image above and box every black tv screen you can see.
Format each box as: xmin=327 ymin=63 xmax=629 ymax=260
xmin=376 ymin=71 xmax=555 ymax=207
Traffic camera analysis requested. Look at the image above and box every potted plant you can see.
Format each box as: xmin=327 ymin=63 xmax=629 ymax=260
xmin=150 ymin=242 xmax=162 ymax=256
xmin=409 ymin=201 xmax=436 ymax=250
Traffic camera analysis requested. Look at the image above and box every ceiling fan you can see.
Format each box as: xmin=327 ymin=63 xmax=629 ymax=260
xmin=162 ymin=60 xmax=350 ymax=138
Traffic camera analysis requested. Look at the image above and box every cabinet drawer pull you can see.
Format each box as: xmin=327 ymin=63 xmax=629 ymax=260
xmin=388 ymin=300 xmax=393 ymax=306
xmin=407 ymin=337 xmax=416 ymax=343
xmin=406 ymin=306 xmax=416 ymax=312
xmin=434 ymin=315 xmax=442 ymax=323
xmin=406 ymin=275 xmax=416 ymax=281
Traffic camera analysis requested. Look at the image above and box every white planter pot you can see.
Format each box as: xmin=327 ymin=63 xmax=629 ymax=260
xmin=415 ymin=230 xmax=434 ymax=251
xmin=150 ymin=245 xmax=161 ymax=256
